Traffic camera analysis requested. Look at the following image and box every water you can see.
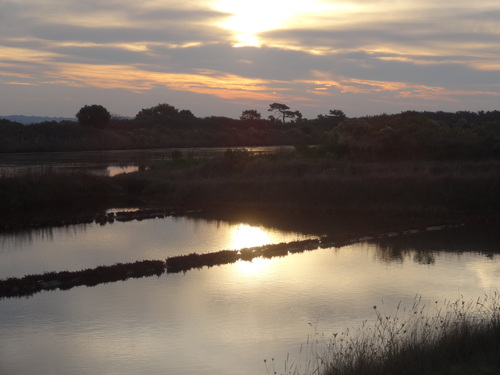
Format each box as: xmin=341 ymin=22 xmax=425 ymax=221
xmin=0 ymin=216 xmax=312 ymax=278
xmin=0 ymin=146 xmax=293 ymax=177
xmin=0 ymin=216 xmax=499 ymax=375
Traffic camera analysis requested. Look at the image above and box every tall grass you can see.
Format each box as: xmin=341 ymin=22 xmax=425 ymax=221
xmin=272 ymin=293 xmax=500 ymax=375
xmin=2 ymin=155 xmax=500 ymax=225
xmin=270 ymin=291 xmax=500 ymax=375
xmin=0 ymin=169 xmax=122 ymax=216
xmin=144 ymin=157 xmax=500 ymax=219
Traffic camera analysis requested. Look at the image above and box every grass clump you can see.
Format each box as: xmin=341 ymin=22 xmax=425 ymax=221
xmin=275 ymin=293 xmax=500 ymax=375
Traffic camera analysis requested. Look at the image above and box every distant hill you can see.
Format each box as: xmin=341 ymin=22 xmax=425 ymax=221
xmin=0 ymin=115 xmax=76 ymax=124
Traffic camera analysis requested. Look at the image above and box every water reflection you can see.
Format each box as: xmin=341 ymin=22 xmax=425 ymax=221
xmin=87 ymin=165 xmax=140 ymax=177
xmin=0 ymin=221 xmax=499 ymax=375
xmin=0 ymin=215 xmax=312 ymax=278
xmin=229 ymin=224 xmax=273 ymax=249
xmin=373 ymin=242 xmax=437 ymax=265
xmin=234 ymin=258 xmax=273 ymax=278
xmin=0 ymin=146 xmax=293 ymax=177
xmin=370 ymin=223 xmax=500 ymax=265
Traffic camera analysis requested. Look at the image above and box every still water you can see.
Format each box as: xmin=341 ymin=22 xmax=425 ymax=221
xmin=0 ymin=215 xmax=499 ymax=375
xmin=0 ymin=146 xmax=293 ymax=177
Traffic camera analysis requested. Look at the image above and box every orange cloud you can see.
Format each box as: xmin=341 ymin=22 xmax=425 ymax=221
xmin=1 ymin=46 xmax=60 ymax=63
xmin=4 ymin=82 xmax=38 ymax=86
xmin=42 ymin=63 xmax=280 ymax=100
xmin=300 ymin=72 xmax=500 ymax=102
xmin=0 ymin=68 xmax=34 ymax=80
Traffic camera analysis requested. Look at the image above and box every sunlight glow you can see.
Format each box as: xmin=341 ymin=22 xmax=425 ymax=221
xmin=233 ymin=33 xmax=260 ymax=48
xmin=233 ymin=257 xmax=274 ymax=278
xmin=214 ymin=0 xmax=343 ymax=46
xmin=229 ymin=224 xmax=272 ymax=250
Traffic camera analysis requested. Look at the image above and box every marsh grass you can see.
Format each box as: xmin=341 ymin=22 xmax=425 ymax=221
xmin=270 ymin=293 xmax=500 ymax=375
xmin=154 ymin=157 xmax=500 ymax=219
xmin=0 ymin=169 xmax=120 ymax=209
xmin=2 ymin=155 xmax=500 ymax=225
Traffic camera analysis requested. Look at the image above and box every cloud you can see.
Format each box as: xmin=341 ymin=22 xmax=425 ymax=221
xmin=1 ymin=0 xmax=500 ymax=117
xmin=35 ymin=62 xmax=281 ymax=101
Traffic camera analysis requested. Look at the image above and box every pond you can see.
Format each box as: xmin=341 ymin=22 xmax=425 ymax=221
xmin=0 ymin=146 xmax=293 ymax=177
xmin=0 ymin=214 xmax=499 ymax=375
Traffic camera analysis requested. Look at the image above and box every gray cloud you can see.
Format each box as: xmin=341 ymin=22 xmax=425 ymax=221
xmin=0 ymin=1 xmax=228 ymax=44
xmin=27 ymin=23 xmax=226 ymax=44
xmin=1 ymin=0 xmax=500 ymax=118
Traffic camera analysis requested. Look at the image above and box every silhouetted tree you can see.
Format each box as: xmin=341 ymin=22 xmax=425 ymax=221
xmin=76 ymin=104 xmax=111 ymax=128
xmin=316 ymin=109 xmax=346 ymax=126
xmin=240 ymin=109 xmax=262 ymax=121
xmin=268 ymin=103 xmax=290 ymax=123
xmin=178 ymin=109 xmax=195 ymax=118
xmin=286 ymin=110 xmax=302 ymax=122
xmin=268 ymin=103 xmax=301 ymax=123
xmin=328 ymin=109 xmax=346 ymax=120
xmin=136 ymin=103 xmax=179 ymax=121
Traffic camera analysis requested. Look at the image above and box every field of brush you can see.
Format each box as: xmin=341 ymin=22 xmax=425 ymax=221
xmin=2 ymin=151 xmax=499 ymax=228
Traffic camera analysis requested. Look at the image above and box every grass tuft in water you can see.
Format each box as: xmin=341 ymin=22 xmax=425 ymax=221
xmin=271 ymin=292 xmax=500 ymax=375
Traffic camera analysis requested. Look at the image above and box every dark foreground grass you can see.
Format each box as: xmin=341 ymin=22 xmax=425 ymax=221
xmin=274 ymin=293 xmax=500 ymax=375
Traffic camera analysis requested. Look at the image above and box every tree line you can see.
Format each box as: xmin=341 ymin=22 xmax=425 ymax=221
xmin=1 ymin=102 xmax=499 ymax=160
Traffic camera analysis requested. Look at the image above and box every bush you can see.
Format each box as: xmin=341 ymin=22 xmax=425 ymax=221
xmin=76 ymin=104 xmax=111 ymax=128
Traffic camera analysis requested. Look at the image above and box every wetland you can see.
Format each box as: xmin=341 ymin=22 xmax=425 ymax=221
xmin=2 ymin=108 xmax=500 ymax=374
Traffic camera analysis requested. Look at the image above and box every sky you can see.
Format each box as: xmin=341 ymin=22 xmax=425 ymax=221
xmin=1 ymin=0 xmax=500 ymax=119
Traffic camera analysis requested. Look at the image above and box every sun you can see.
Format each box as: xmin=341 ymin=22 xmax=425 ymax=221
xmin=213 ymin=0 xmax=332 ymax=47
xmin=215 ymin=0 xmax=287 ymax=35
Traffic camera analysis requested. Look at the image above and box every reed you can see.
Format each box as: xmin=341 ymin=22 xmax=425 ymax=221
xmin=0 ymin=169 xmax=121 ymax=210
xmin=272 ymin=293 xmax=500 ymax=375
xmin=142 ymin=157 xmax=500 ymax=221
xmin=2 ymin=155 xmax=500 ymax=227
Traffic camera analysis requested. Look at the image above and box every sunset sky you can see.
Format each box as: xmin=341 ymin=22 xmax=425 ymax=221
xmin=1 ymin=0 xmax=499 ymax=119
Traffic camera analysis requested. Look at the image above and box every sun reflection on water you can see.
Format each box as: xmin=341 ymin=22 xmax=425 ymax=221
xmin=229 ymin=224 xmax=274 ymax=277
xmin=234 ymin=257 xmax=273 ymax=277
xmin=229 ymin=224 xmax=272 ymax=249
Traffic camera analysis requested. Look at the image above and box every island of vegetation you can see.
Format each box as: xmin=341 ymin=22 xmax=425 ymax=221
xmin=1 ymin=102 xmax=500 ymax=374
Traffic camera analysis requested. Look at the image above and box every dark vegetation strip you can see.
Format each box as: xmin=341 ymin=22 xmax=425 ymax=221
xmin=0 ymin=239 xmax=319 ymax=299
xmin=2 ymin=109 xmax=500 ymax=159
xmin=2 ymin=157 xmax=500 ymax=228
xmin=165 ymin=239 xmax=320 ymax=273
xmin=0 ymin=220 xmax=479 ymax=299
xmin=0 ymin=260 xmax=166 ymax=299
